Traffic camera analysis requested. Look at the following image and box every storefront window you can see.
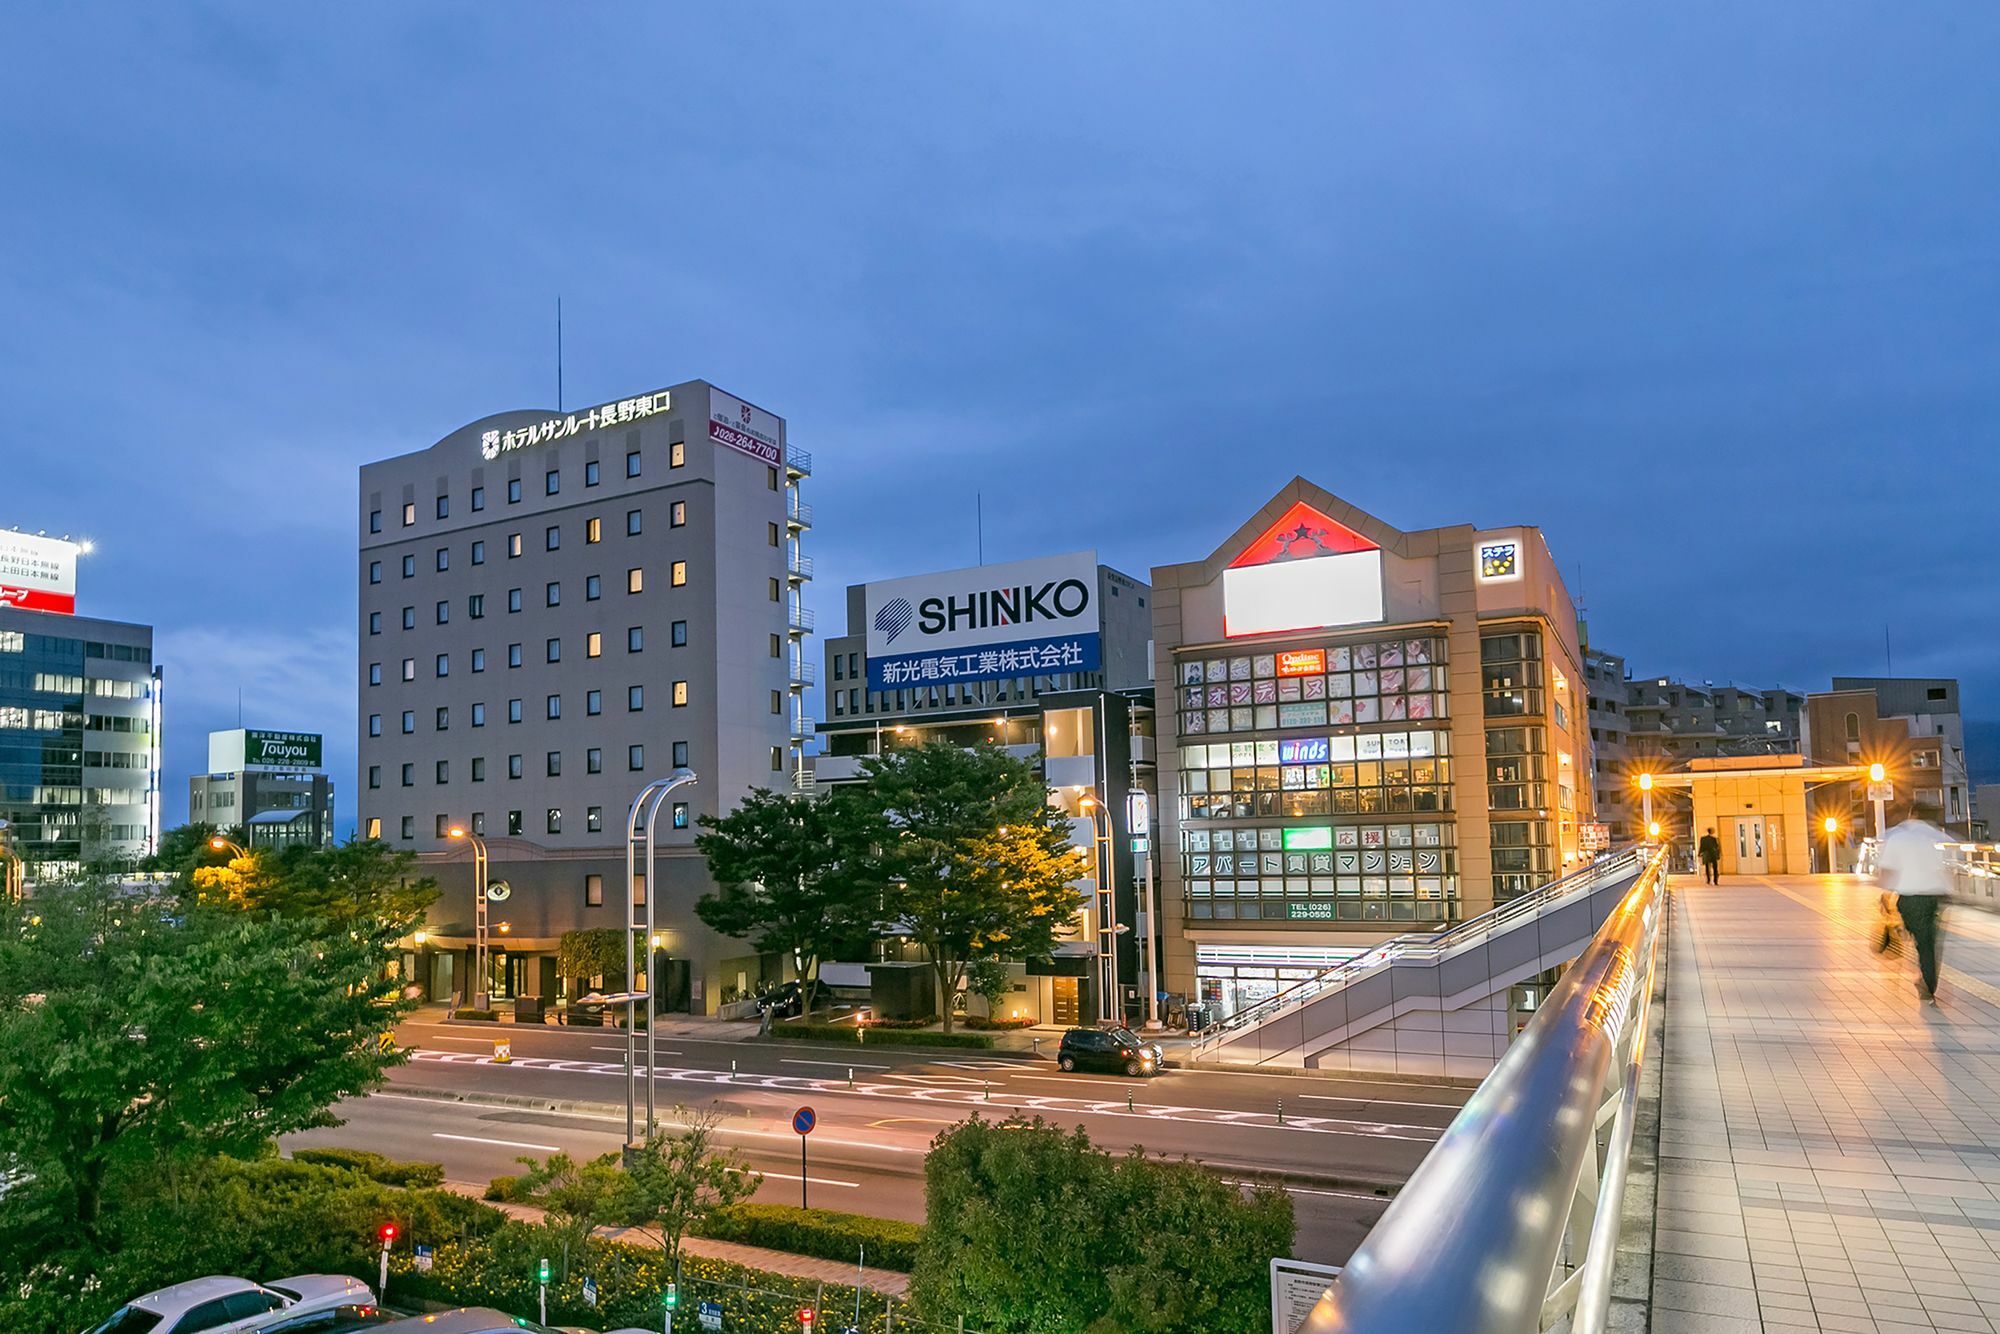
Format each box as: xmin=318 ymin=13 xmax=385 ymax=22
xmin=1176 ymin=635 xmax=1446 ymax=737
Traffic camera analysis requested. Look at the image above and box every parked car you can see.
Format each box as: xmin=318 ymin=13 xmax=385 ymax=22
xmin=1056 ymin=1026 xmax=1165 ymax=1076
xmin=84 ymin=1274 xmax=376 ymax=1334
xmin=369 ymin=1310 xmax=561 ymax=1334
xmin=251 ymin=1306 xmax=404 ymax=1334
xmin=753 ymin=979 xmax=823 ymax=1018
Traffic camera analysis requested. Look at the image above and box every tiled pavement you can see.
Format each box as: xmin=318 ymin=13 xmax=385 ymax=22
xmin=1657 ymin=874 xmax=2000 ymax=1332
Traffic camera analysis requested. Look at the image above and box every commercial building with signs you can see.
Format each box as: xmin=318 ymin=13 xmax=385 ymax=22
xmin=1150 ymin=479 xmax=1589 ymax=1022
xmin=814 ymin=552 xmax=1157 ymax=1025
xmin=189 ymin=728 xmax=335 ymax=849
xmin=357 ymin=381 xmax=812 ymax=1012
xmin=0 ymin=531 xmax=162 ymax=875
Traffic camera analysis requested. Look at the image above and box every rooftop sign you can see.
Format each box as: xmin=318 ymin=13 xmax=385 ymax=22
xmin=0 ymin=532 xmax=79 ymax=616
xmin=479 ymin=390 xmax=673 ymax=460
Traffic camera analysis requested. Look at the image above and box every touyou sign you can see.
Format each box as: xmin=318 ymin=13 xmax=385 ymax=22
xmin=863 ymin=551 xmax=1101 ymax=691
xmin=207 ymin=728 xmax=323 ymax=773
xmin=479 ymin=390 xmax=673 ymax=460
xmin=709 ymin=387 xmax=785 ymax=465
xmin=0 ymin=532 xmax=79 ymax=615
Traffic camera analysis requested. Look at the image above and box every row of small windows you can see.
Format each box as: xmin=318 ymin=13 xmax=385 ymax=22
xmin=368 ymin=517 xmax=687 ymax=583
xmin=370 ymin=451 xmax=668 ymax=532
xmin=367 ymin=572 xmax=682 ymax=633
xmin=369 ymin=800 xmax=690 ymax=843
xmin=366 ymin=683 xmax=688 ymax=735
xmin=367 ymin=626 xmax=675 ymax=684
xmin=368 ymin=739 xmax=692 ymax=789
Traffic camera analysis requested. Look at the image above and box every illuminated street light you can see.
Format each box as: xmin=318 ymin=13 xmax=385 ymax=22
xmin=1636 ymin=771 xmax=1654 ymax=836
xmin=1646 ymin=820 xmax=1661 ymax=841
xmin=1867 ymin=762 xmax=1888 ymax=838
xmin=1823 ymin=815 xmax=1841 ymax=876
xmin=447 ymin=826 xmax=490 ymax=1010
xmin=209 ymin=836 xmax=250 ymax=860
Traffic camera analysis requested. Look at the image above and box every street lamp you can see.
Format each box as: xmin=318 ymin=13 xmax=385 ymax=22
xmin=1823 ymin=815 xmax=1840 ymax=875
xmin=1646 ymin=820 xmax=1661 ymax=842
xmin=446 ymin=826 xmax=489 ymax=1011
xmin=1868 ymin=762 xmax=1888 ymax=839
xmin=1636 ymin=772 xmax=1654 ymax=840
xmin=209 ymin=836 xmax=250 ymax=860
xmin=0 ymin=818 xmax=18 ymax=901
xmin=625 ymin=768 xmax=698 ymax=1144
xmin=1079 ymin=793 xmax=1119 ymax=1025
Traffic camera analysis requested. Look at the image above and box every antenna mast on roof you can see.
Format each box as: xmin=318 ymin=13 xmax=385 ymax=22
xmin=556 ymin=296 xmax=564 ymax=412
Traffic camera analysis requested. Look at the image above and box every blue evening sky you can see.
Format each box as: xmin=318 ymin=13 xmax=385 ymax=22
xmin=3 ymin=4 xmax=1995 ymax=831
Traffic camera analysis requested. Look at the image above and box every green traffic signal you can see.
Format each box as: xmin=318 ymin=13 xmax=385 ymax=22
xmin=664 ymin=1281 xmax=679 ymax=1308
xmin=537 ymin=1258 xmax=550 ymax=1283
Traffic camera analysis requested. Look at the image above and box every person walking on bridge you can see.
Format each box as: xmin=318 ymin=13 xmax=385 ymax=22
xmin=1698 ymin=828 xmax=1722 ymax=885
xmin=1877 ymin=817 xmax=1949 ymax=1003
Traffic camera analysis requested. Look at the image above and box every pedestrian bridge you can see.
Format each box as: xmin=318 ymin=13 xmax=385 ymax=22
xmin=1301 ymin=854 xmax=2000 ymax=1333
xmin=1191 ymin=849 xmax=1650 ymax=1075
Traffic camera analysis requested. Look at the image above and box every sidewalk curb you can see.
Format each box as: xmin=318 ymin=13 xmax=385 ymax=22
xmin=378 ymin=1084 xmax=1407 ymax=1195
xmin=1173 ymin=1058 xmax=1483 ymax=1090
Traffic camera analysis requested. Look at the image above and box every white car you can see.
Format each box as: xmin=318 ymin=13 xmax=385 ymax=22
xmin=84 ymin=1274 xmax=376 ymax=1334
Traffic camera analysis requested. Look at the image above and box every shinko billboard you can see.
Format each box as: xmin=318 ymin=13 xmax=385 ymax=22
xmin=863 ymin=552 xmax=1101 ymax=691
xmin=0 ymin=531 xmax=79 ymax=615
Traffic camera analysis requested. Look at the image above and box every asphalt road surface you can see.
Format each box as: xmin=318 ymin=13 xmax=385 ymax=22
xmin=283 ymin=1017 xmax=1470 ymax=1265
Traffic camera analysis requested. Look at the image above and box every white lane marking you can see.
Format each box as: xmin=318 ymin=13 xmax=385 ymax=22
xmin=782 ymin=1059 xmax=890 ymax=1070
xmin=434 ymin=1132 xmax=562 ymax=1152
xmin=366 ymin=1092 xmax=459 ymax=1105
xmin=424 ymin=1035 xmax=514 ymax=1046
xmin=756 ymin=1171 xmax=859 ymax=1188
xmin=592 ymin=1046 xmax=685 ymax=1056
xmin=1296 ymin=1094 xmax=1462 ymax=1110
xmin=1013 ymin=1074 xmax=1150 ymax=1089
xmin=1223 ymin=1178 xmax=1385 ymax=1200
xmin=934 ymin=1059 xmax=1022 ymax=1070
xmin=884 ymin=1073 xmax=985 ymax=1085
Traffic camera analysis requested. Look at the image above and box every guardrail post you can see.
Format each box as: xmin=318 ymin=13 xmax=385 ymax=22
xmin=1277 ymin=1098 xmax=1284 ymax=1125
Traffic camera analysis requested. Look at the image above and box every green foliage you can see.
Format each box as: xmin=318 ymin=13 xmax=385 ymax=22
xmin=695 ymin=1203 xmax=924 ymax=1272
xmin=967 ymin=957 xmax=1014 ymax=1015
xmin=484 ymin=1173 xmax=526 ymax=1202
xmin=773 ymin=1021 xmax=995 ymax=1049
xmin=912 ymin=1116 xmax=1293 ymax=1333
xmin=964 ymin=1016 xmax=1034 ymax=1031
xmin=143 ymin=821 xmax=227 ymax=873
xmin=0 ymin=872 xmax=420 ymax=1240
xmin=289 ymin=1147 xmax=445 ymax=1188
xmin=613 ymin=1107 xmax=763 ymax=1272
xmin=696 ymin=786 xmax=881 ymax=994
xmin=453 ymin=1007 xmax=500 ymax=1021
xmin=510 ymin=1148 xmax=629 ymax=1280
xmin=556 ymin=927 xmax=627 ymax=985
xmin=857 ymin=743 xmax=1090 ymax=1031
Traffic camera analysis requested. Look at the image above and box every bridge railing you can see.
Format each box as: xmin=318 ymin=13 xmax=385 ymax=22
xmin=1189 ymin=848 xmax=1647 ymax=1059
xmin=1946 ymin=842 xmax=2000 ymax=908
xmin=1300 ymin=845 xmax=1671 ymax=1334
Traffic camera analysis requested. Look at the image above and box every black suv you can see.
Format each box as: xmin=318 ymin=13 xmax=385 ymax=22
xmin=1056 ymin=1026 xmax=1165 ymax=1076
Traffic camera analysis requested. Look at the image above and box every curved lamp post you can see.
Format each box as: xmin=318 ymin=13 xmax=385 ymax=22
xmin=625 ymin=768 xmax=697 ymax=1144
xmin=446 ymin=827 xmax=490 ymax=1010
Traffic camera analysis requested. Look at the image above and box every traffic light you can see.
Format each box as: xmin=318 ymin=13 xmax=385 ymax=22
xmin=538 ymin=1257 xmax=551 ymax=1284
xmin=798 ymin=1308 xmax=815 ymax=1328
xmin=664 ymin=1281 xmax=678 ymax=1309
xmin=378 ymin=1223 xmax=398 ymax=1246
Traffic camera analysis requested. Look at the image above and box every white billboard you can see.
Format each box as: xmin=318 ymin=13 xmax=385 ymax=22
xmin=708 ymin=387 xmax=784 ymax=465
xmin=864 ymin=551 xmax=1101 ymax=690
xmin=0 ymin=532 xmax=79 ymax=615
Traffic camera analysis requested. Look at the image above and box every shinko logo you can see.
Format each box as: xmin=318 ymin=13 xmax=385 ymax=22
xmin=874 ymin=598 xmax=915 ymax=645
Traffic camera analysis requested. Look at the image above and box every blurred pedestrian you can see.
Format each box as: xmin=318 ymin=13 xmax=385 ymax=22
xmin=1698 ymin=828 xmax=1722 ymax=885
xmin=1876 ymin=817 xmax=1949 ymax=1003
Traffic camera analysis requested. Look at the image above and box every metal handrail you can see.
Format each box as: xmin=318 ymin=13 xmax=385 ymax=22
xmin=1190 ymin=848 xmax=1645 ymax=1056
xmin=1301 ymin=845 xmax=1670 ymax=1334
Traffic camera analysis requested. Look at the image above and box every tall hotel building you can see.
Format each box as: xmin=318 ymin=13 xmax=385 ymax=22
xmin=0 ymin=530 xmax=162 ymax=879
xmin=358 ymin=381 xmax=811 ymax=1012
xmin=1151 ymin=479 xmax=1589 ymax=1021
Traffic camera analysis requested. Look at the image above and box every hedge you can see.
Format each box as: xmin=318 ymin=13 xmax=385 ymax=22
xmin=772 ymin=1021 xmax=994 ymax=1050
xmin=964 ymin=1016 xmax=1034 ymax=1031
xmin=452 ymin=1008 xmax=500 ymax=1022
xmin=290 ymin=1148 xmax=445 ymax=1188
xmin=694 ymin=1204 xmax=924 ymax=1272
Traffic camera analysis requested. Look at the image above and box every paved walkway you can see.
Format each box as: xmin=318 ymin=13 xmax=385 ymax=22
xmin=1656 ymin=874 xmax=2000 ymax=1333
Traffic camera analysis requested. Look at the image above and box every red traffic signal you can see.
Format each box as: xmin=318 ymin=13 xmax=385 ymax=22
xmin=798 ymin=1309 xmax=816 ymax=1327
xmin=378 ymin=1223 xmax=398 ymax=1245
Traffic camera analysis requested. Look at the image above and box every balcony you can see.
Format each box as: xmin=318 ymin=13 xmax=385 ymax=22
xmin=789 ymin=659 xmax=816 ymax=688
xmin=790 ymin=764 xmax=816 ymax=793
xmin=786 ymin=447 xmax=812 ymax=478
xmin=787 ymin=605 xmax=815 ymax=634
xmin=786 ymin=498 xmax=813 ymax=530
xmin=787 ymin=551 xmax=814 ymax=581
xmin=790 ymin=714 xmax=817 ymax=741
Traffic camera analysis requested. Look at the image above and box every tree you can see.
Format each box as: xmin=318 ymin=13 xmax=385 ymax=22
xmin=968 ymin=957 xmax=1013 ymax=1020
xmin=510 ymin=1149 xmax=628 ymax=1280
xmin=557 ymin=928 xmax=627 ymax=990
xmin=695 ymin=787 xmax=879 ymax=1007
xmin=615 ymin=1106 xmax=762 ymax=1274
xmin=913 ymin=1117 xmax=1293 ymax=1333
xmin=144 ymin=822 xmax=226 ymax=873
xmin=0 ymin=873 xmax=420 ymax=1240
xmin=199 ymin=837 xmax=436 ymax=928
xmin=858 ymin=743 xmax=1089 ymax=1031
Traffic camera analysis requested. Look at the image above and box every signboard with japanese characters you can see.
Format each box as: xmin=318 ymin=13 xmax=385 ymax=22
xmin=208 ymin=728 xmax=322 ymax=773
xmin=478 ymin=390 xmax=672 ymax=460
xmin=1476 ymin=529 xmax=1525 ymax=583
xmin=0 ymin=531 xmax=78 ymax=615
xmin=1579 ymin=822 xmax=1611 ymax=855
xmin=864 ymin=552 xmax=1101 ymax=691
xmin=708 ymin=386 xmax=785 ymax=465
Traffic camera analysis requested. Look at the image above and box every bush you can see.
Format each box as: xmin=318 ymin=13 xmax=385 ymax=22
xmin=484 ymin=1174 xmax=527 ymax=1202
xmin=695 ymin=1204 xmax=924 ymax=1272
xmin=860 ymin=1015 xmax=937 ymax=1029
xmin=291 ymin=1147 xmax=445 ymax=1188
xmin=964 ymin=1016 xmax=1035 ymax=1031
xmin=772 ymin=1021 xmax=994 ymax=1049
xmin=453 ymin=1008 xmax=500 ymax=1022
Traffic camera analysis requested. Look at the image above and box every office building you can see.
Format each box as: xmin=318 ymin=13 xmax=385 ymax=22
xmin=357 ymin=381 xmax=811 ymax=1012
xmin=1807 ymin=677 xmax=1974 ymax=835
xmin=1150 ymin=479 xmax=1590 ymax=1021
xmin=189 ymin=728 xmax=335 ymax=849
xmin=814 ymin=552 xmax=1156 ymax=1025
xmin=0 ymin=530 xmax=161 ymax=876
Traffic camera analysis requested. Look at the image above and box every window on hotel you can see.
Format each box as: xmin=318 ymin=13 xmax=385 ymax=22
xmin=1043 ymin=707 xmax=1095 ymax=758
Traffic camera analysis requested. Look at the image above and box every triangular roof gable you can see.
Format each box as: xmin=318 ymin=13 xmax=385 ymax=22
xmin=1227 ymin=501 xmax=1378 ymax=568
xmin=1189 ymin=477 xmax=1409 ymax=585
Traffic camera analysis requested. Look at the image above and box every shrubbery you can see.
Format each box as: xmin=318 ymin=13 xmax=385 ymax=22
xmin=290 ymin=1148 xmax=445 ymax=1188
xmin=452 ymin=1007 xmax=500 ymax=1022
xmin=695 ymin=1203 xmax=924 ymax=1272
xmin=963 ymin=1015 xmax=1035 ymax=1031
xmin=773 ymin=1021 xmax=994 ymax=1049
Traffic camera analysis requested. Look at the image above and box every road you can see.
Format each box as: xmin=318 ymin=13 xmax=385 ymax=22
xmin=283 ymin=1017 xmax=1471 ymax=1265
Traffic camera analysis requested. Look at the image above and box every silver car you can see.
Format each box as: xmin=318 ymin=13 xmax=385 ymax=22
xmin=83 ymin=1274 xmax=377 ymax=1334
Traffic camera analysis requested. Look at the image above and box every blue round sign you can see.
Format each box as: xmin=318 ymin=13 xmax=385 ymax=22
xmin=792 ymin=1105 xmax=817 ymax=1136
